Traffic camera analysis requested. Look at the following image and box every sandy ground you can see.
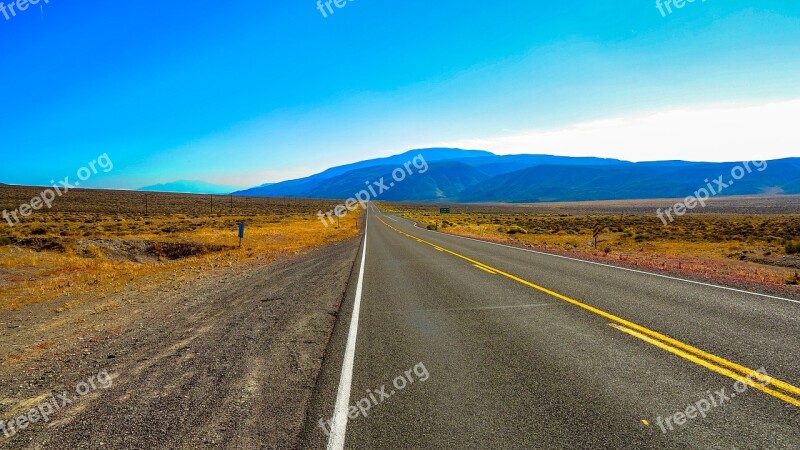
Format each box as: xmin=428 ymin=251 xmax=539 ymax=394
xmin=0 ymin=237 xmax=360 ymax=449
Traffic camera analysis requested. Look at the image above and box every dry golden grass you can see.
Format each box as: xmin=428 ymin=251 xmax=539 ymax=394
xmin=388 ymin=203 xmax=800 ymax=289
xmin=0 ymin=187 xmax=361 ymax=310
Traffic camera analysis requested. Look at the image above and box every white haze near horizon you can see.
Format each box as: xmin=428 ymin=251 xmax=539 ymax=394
xmin=432 ymin=99 xmax=799 ymax=163
xmin=207 ymin=99 xmax=799 ymax=187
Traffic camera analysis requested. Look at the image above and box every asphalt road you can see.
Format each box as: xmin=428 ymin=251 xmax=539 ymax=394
xmin=300 ymin=204 xmax=800 ymax=449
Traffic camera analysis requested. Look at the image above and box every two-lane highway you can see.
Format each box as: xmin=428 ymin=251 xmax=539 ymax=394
xmin=300 ymin=205 xmax=799 ymax=449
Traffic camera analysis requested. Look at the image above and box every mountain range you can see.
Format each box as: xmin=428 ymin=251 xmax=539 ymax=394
xmin=138 ymin=180 xmax=247 ymax=195
xmin=234 ymin=149 xmax=800 ymax=203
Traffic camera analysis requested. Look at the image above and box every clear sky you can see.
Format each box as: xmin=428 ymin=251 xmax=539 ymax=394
xmin=1 ymin=0 xmax=799 ymax=189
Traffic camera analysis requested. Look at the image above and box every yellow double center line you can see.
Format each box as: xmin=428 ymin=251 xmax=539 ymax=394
xmin=375 ymin=214 xmax=800 ymax=408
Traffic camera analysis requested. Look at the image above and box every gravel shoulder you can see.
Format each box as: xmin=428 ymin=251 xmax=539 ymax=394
xmin=0 ymin=237 xmax=361 ymax=449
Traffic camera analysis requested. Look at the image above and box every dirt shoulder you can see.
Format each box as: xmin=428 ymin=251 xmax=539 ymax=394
xmin=0 ymin=237 xmax=361 ymax=449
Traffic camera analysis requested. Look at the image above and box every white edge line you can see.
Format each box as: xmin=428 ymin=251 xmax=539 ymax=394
xmin=327 ymin=208 xmax=369 ymax=450
xmin=381 ymin=209 xmax=800 ymax=306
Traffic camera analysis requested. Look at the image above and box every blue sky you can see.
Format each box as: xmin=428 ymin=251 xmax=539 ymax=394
xmin=1 ymin=0 xmax=799 ymax=189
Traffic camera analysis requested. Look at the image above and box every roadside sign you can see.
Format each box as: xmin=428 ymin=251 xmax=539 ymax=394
xmin=440 ymin=208 xmax=450 ymax=214
xmin=238 ymin=222 xmax=245 ymax=247
xmin=334 ymin=208 xmax=344 ymax=228
xmin=592 ymin=224 xmax=602 ymax=248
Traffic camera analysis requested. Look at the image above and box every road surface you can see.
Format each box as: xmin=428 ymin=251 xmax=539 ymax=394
xmin=300 ymin=204 xmax=799 ymax=449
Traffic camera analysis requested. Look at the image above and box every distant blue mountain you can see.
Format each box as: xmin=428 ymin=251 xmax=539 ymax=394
xmin=235 ymin=148 xmax=492 ymax=198
xmin=458 ymin=160 xmax=798 ymax=202
xmin=139 ymin=180 xmax=246 ymax=195
xmin=234 ymin=149 xmax=800 ymax=203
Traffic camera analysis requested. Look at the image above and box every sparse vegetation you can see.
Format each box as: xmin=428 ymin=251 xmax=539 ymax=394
xmin=384 ymin=199 xmax=800 ymax=293
xmin=0 ymin=186 xmax=361 ymax=310
xmin=507 ymin=225 xmax=528 ymax=235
